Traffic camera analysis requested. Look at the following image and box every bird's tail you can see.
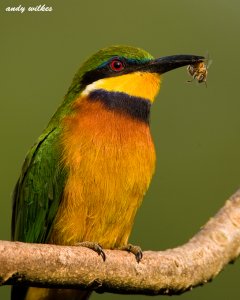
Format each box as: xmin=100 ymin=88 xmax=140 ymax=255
xmin=11 ymin=286 xmax=92 ymax=300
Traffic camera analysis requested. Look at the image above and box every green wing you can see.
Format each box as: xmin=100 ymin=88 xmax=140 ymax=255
xmin=11 ymin=126 xmax=67 ymax=300
xmin=12 ymin=127 xmax=66 ymax=243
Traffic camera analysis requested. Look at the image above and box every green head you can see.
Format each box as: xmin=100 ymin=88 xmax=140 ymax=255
xmin=66 ymin=45 xmax=153 ymax=99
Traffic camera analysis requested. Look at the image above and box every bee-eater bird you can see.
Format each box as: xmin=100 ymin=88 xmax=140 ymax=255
xmin=11 ymin=45 xmax=203 ymax=300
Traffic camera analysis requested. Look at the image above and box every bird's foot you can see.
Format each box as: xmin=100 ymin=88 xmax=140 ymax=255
xmin=118 ymin=244 xmax=143 ymax=263
xmin=76 ymin=241 xmax=106 ymax=261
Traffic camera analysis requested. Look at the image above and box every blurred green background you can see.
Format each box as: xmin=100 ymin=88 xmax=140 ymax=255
xmin=1 ymin=0 xmax=240 ymax=299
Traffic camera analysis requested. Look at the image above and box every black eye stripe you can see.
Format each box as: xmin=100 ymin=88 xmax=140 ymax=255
xmin=81 ymin=58 xmax=150 ymax=87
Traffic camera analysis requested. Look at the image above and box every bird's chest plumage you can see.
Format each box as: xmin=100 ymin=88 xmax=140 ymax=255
xmin=51 ymin=97 xmax=156 ymax=248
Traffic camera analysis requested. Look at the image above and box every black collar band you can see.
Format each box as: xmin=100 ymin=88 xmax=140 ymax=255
xmin=88 ymin=89 xmax=151 ymax=123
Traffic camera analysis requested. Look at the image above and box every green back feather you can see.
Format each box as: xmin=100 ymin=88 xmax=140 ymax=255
xmin=12 ymin=127 xmax=66 ymax=242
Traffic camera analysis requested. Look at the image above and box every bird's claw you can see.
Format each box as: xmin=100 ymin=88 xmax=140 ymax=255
xmin=119 ymin=244 xmax=143 ymax=263
xmin=76 ymin=241 xmax=106 ymax=261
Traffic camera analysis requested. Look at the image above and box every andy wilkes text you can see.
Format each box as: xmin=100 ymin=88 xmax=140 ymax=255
xmin=5 ymin=4 xmax=52 ymax=13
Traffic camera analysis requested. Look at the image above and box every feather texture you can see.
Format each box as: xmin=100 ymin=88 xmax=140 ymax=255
xmin=50 ymin=95 xmax=156 ymax=247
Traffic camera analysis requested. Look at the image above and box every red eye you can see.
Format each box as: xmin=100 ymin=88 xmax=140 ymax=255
xmin=109 ymin=59 xmax=124 ymax=72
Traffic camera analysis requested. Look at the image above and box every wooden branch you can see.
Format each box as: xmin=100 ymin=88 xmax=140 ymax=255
xmin=1 ymin=189 xmax=240 ymax=295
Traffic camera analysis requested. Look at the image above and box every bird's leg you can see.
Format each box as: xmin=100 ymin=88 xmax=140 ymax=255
xmin=118 ymin=244 xmax=143 ymax=263
xmin=76 ymin=241 xmax=106 ymax=261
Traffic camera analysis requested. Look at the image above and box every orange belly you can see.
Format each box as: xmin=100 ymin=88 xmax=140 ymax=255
xmin=50 ymin=96 xmax=156 ymax=248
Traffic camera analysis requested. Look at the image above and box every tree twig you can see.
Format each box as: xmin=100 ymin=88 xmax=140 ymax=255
xmin=1 ymin=189 xmax=240 ymax=295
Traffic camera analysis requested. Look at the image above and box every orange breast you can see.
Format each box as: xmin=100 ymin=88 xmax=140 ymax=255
xmin=50 ymin=96 xmax=156 ymax=248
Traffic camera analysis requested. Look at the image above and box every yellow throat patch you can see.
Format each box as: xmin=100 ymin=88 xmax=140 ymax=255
xmin=82 ymin=71 xmax=161 ymax=102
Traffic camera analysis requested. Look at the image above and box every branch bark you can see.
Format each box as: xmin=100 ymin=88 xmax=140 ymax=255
xmin=1 ymin=190 xmax=240 ymax=295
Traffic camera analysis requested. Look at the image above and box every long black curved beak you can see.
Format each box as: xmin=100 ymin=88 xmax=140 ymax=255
xmin=144 ymin=55 xmax=204 ymax=74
